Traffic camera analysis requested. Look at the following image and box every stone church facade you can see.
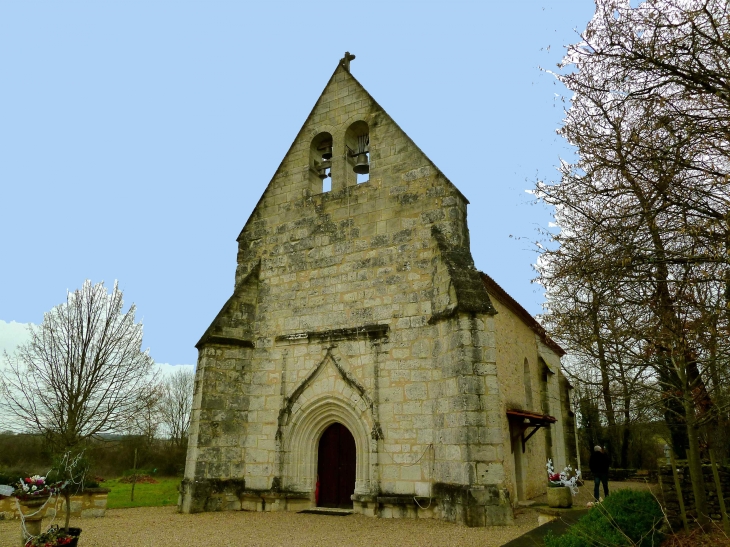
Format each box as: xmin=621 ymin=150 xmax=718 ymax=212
xmin=180 ymin=54 xmax=576 ymax=526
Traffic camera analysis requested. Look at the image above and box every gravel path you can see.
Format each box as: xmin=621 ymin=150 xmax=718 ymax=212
xmin=1 ymin=506 xmax=539 ymax=547
xmin=1 ymin=482 xmax=659 ymax=546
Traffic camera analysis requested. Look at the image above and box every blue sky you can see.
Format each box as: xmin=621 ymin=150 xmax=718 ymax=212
xmin=0 ymin=1 xmax=596 ymax=367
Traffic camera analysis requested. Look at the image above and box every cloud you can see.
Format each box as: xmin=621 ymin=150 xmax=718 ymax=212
xmin=0 ymin=320 xmax=33 ymax=362
xmin=0 ymin=320 xmax=195 ymax=374
xmin=153 ymin=362 xmax=196 ymax=379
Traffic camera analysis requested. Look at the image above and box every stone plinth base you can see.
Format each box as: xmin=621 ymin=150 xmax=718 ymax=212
xmin=434 ymin=484 xmax=514 ymax=527
xmin=351 ymin=484 xmax=514 ymax=527
xmin=179 ymin=479 xmax=514 ymax=527
xmin=352 ymin=494 xmax=438 ymax=520
xmin=178 ymin=479 xmax=311 ymax=514
xmin=241 ymin=492 xmax=311 ymax=512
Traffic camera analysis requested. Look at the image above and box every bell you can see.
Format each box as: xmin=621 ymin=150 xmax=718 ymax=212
xmin=321 ymin=146 xmax=333 ymax=160
xmin=318 ymin=168 xmax=330 ymax=180
xmin=353 ymin=153 xmax=369 ymax=175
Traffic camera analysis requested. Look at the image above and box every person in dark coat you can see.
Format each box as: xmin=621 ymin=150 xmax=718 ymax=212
xmin=589 ymin=445 xmax=610 ymax=501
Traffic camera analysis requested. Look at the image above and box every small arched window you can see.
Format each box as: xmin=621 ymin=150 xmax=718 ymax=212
xmin=345 ymin=121 xmax=369 ymax=185
xmin=539 ymin=358 xmax=554 ymax=451
xmin=539 ymin=358 xmax=552 ymax=414
xmin=310 ymin=132 xmax=333 ymax=193
xmin=523 ymin=358 xmax=533 ymax=410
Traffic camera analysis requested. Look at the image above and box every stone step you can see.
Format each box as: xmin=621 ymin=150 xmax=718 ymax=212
xmin=517 ymin=500 xmax=536 ymax=507
xmin=299 ymin=507 xmax=353 ymax=516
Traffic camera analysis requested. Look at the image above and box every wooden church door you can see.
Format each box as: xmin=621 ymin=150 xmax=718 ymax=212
xmin=317 ymin=422 xmax=356 ymax=508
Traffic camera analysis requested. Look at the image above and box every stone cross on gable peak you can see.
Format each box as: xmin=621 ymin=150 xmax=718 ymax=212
xmin=340 ymin=52 xmax=356 ymax=73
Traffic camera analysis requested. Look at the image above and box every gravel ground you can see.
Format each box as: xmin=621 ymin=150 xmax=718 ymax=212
xmin=1 ymin=506 xmax=539 ymax=547
xmin=1 ymin=482 xmax=659 ymax=547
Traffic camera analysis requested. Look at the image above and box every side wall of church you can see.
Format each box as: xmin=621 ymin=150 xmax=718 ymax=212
xmin=539 ymin=339 xmax=571 ymax=473
xmin=487 ymin=294 xmax=572 ymax=504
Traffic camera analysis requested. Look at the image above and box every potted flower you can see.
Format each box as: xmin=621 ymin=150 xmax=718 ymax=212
xmin=545 ymin=459 xmax=581 ymax=508
xmin=24 ymin=525 xmax=76 ymax=547
xmin=12 ymin=475 xmax=63 ymax=544
xmin=14 ymin=475 xmax=63 ymax=501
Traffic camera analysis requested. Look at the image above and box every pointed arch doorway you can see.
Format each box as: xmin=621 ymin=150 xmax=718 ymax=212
xmin=317 ymin=422 xmax=356 ymax=508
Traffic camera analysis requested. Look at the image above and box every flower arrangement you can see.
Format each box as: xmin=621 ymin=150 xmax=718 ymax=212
xmin=13 ymin=475 xmax=62 ymax=501
xmin=546 ymin=459 xmax=581 ymax=496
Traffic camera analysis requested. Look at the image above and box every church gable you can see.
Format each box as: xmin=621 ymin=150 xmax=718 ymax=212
xmin=234 ymin=59 xmax=473 ymax=288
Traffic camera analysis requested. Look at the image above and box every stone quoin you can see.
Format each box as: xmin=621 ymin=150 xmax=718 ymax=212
xmin=179 ymin=53 xmax=577 ymax=526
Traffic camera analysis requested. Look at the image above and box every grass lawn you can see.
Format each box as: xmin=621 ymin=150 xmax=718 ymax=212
xmin=100 ymin=477 xmax=181 ymax=509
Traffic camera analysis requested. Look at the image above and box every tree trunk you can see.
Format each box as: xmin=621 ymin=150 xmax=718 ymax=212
xmin=620 ymin=422 xmax=631 ymax=469
xmin=618 ymin=360 xmax=631 ymax=468
xmin=590 ymin=293 xmax=618 ymax=439
xmin=683 ymin=388 xmax=709 ymax=525
xmin=64 ymin=490 xmax=71 ymax=533
xmin=131 ymin=448 xmax=138 ymax=502
xmin=658 ymin=365 xmax=688 ymax=459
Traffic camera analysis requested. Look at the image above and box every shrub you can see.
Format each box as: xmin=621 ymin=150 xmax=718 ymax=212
xmin=544 ymin=489 xmax=664 ymax=547
xmin=545 ymin=530 xmax=588 ymax=547
xmin=0 ymin=469 xmax=30 ymax=486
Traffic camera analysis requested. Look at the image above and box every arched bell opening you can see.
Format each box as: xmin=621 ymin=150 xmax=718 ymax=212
xmin=310 ymin=132 xmax=333 ymax=193
xmin=316 ymin=422 xmax=356 ymax=508
xmin=344 ymin=121 xmax=369 ymax=185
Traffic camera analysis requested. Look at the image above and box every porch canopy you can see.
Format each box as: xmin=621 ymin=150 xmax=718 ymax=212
xmin=506 ymin=409 xmax=557 ymax=453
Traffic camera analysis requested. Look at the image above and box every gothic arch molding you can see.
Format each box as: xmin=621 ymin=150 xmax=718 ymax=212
xmin=281 ymin=393 xmax=374 ymax=496
xmin=276 ymin=348 xmax=378 ymax=438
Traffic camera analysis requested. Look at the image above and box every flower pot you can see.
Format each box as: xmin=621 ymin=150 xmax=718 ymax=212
xmin=64 ymin=527 xmax=81 ymax=547
xmin=547 ymin=485 xmax=573 ymax=508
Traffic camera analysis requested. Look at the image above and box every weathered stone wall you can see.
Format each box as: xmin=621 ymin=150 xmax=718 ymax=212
xmin=485 ymin=285 xmax=572 ymax=504
xmin=539 ymin=340 xmax=568 ymax=472
xmin=559 ymin=375 xmax=578 ymax=468
xmin=658 ymin=464 xmax=730 ymax=526
xmin=0 ymin=489 xmax=110 ymax=520
xmin=182 ymin=61 xmax=567 ymax=526
xmin=488 ymin=295 xmax=550 ymax=502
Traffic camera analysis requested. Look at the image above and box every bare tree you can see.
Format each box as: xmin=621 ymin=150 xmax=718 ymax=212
xmin=0 ymin=281 xmax=155 ymax=449
xmin=125 ymin=381 xmax=164 ymax=445
xmin=158 ymin=368 xmax=194 ymax=447
xmin=536 ymin=0 xmax=730 ymax=524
